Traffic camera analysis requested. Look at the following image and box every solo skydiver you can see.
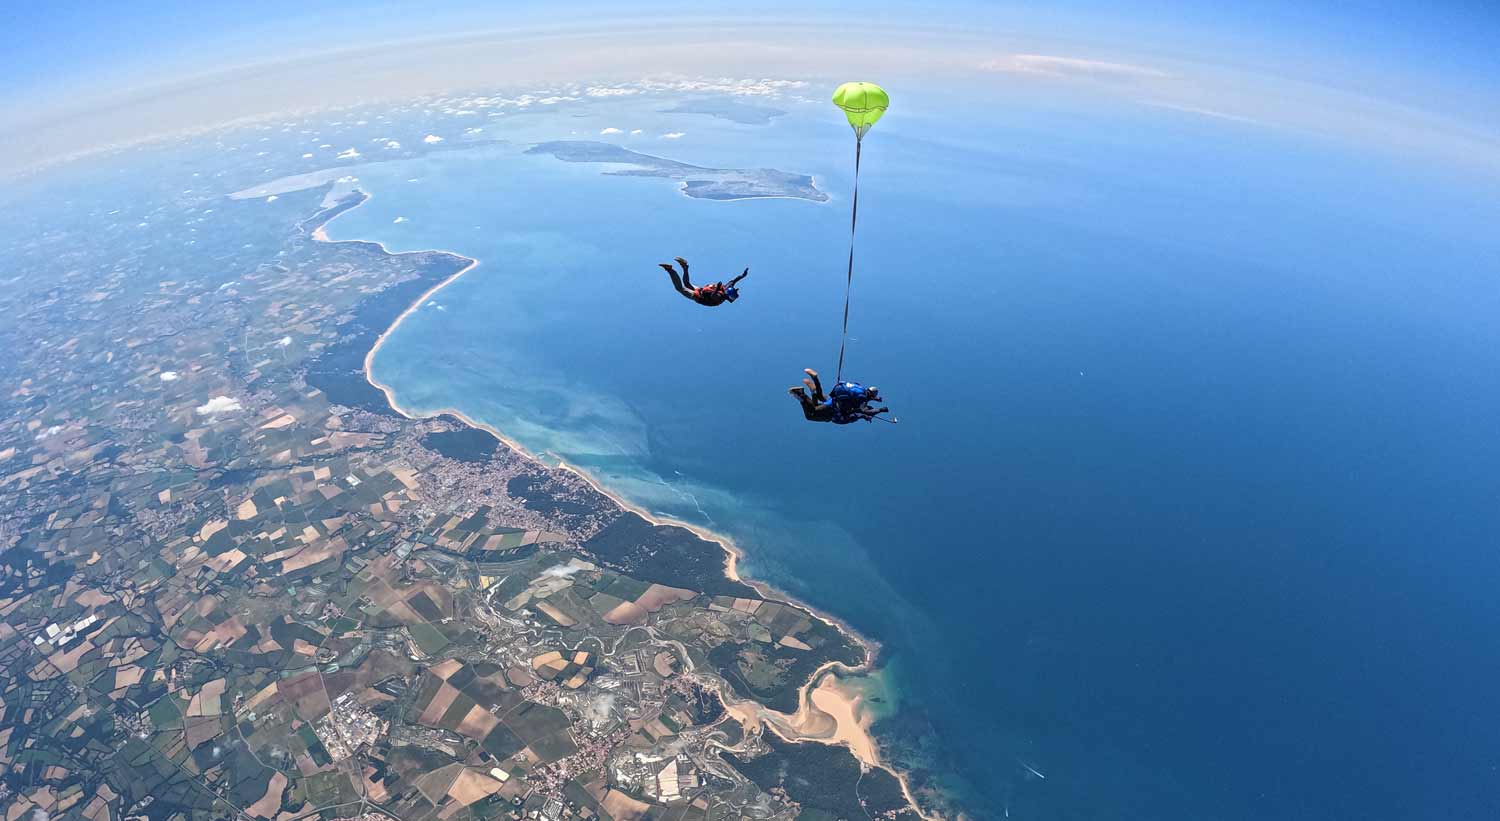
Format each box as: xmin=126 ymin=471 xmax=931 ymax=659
xmin=789 ymin=368 xmax=890 ymax=424
xmin=659 ymin=257 xmax=748 ymax=307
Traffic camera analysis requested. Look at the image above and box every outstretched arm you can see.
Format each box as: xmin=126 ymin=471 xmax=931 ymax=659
xmin=727 ymin=268 xmax=749 ymax=287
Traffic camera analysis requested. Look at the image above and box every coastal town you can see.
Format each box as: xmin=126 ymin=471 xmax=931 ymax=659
xmin=0 ymin=121 xmax=926 ymax=821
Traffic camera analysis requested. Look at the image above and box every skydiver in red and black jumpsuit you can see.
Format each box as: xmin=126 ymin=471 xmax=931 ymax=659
xmin=659 ymin=257 xmax=748 ymax=306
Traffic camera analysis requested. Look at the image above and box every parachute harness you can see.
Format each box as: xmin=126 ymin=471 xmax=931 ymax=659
xmin=835 ymin=137 xmax=862 ymax=383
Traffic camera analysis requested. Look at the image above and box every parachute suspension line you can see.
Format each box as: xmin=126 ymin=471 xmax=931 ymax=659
xmin=835 ymin=136 xmax=862 ymax=384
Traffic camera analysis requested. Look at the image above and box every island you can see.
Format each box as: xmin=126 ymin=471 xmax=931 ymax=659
xmin=526 ymin=140 xmax=829 ymax=202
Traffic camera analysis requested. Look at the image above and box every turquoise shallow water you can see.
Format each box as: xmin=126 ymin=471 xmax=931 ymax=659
xmin=328 ymin=86 xmax=1500 ymax=818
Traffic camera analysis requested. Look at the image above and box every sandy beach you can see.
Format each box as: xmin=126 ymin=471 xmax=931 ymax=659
xmin=311 ymin=188 xmax=934 ymax=818
xmin=766 ymin=664 xmax=880 ymax=765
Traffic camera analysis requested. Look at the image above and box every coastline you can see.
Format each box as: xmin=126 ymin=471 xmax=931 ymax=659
xmin=731 ymin=659 xmax=883 ymax=766
xmin=311 ymin=188 xmax=936 ymax=818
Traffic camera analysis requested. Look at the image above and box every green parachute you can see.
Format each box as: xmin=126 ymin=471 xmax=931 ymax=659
xmin=832 ymin=81 xmax=889 ymax=141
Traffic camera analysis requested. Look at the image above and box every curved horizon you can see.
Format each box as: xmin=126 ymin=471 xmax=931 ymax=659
xmin=2 ymin=5 xmax=1499 ymax=819
xmin=3 ymin=4 xmax=1498 ymax=177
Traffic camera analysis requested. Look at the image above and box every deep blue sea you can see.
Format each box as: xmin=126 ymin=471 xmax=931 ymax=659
xmin=325 ymin=84 xmax=1500 ymax=819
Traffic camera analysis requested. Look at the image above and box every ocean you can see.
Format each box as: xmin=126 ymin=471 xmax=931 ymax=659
xmin=324 ymin=84 xmax=1500 ymax=818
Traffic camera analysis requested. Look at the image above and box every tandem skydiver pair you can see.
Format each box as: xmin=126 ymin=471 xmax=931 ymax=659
xmin=653 ymin=81 xmax=894 ymax=427
xmin=789 ymin=369 xmax=889 ymax=424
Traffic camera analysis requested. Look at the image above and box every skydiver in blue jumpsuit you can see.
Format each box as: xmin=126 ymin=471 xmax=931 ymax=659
xmin=788 ymin=369 xmax=889 ymax=424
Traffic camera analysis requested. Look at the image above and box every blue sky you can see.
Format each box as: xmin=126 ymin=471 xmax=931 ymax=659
xmin=1 ymin=0 xmax=1496 ymax=170
xmin=4 ymin=1 xmax=1497 ymax=109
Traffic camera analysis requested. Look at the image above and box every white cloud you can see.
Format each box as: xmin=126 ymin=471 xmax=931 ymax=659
xmin=982 ymin=54 xmax=1170 ymax=81
xmin=336 ymin=147 xmax=360 ymax=159
xmin=301 ymin=153 xmax=313 ymax=159
xmin=661 ymin=132 xmax=685 ymax=140
xmin=393 ymin=216 xmax=408 ymax=223
xmin=1139 ymin=100 xmax=1264 ymax=126
xmin=583 ymin=692 xmax=618 ymax=725
xmin=264 ymin=195 xmax=278 ymax=203
xmin=599 ymin=127 xmax=623 ymax=135
xmin=423 ymin=134 xmax=444 ymax=144
xmin=625 ymin=77 xmax=808 ymax=97
xmin=276 ymin=336 xmax=292 ymax=347
xmin=384 ymin=140 xmax=401 ymax=149
xmin=585 ymin=86 xmax=642 ymax=97
xmin=630 ymin=129 xmax=643 ymax=135
xmin=195 ymin=396 xmax=243 ymax=416
xmin=159 ymin=371 xmax=179 ymax=382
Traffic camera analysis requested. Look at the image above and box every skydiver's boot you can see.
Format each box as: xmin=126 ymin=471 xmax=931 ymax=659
xmin=674 ymin=257 xmax=692 ymax=288
xmin=803 ymin=369 xmax=824 ymax=402
xmin=660 ymin=264 xmax=690 ymax=297
xmin=789 ymin=387 xmax=819 ymax=420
